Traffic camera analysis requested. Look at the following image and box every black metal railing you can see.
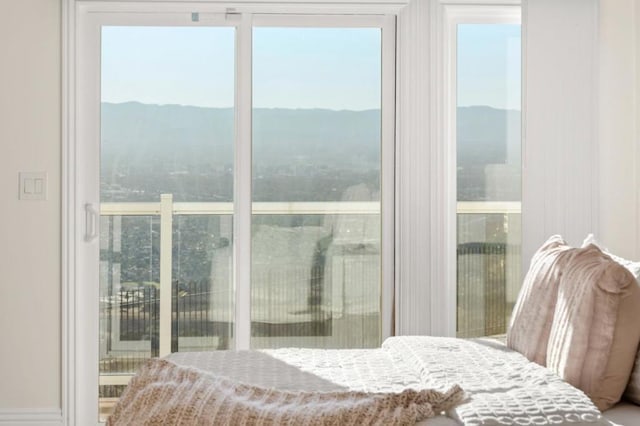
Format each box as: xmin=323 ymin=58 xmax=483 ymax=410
xmin=102 ymin=241 xmax=520 ymax=365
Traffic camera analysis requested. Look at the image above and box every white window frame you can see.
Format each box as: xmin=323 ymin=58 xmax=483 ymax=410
xmin=436 ymin=1 xmax=524 ymax=336
xmin=65 ymin=2 xmax=400 ymax=424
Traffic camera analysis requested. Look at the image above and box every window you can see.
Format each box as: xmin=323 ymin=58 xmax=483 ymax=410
xmin=76 ymin=9 xmax=395 ymax=421
xmin=251 ymin=26 xmax=384 ymax=349
xmin=98 ymin=26 xmax=236 ymax=403
xmin=443 ymin=7 xmax=522 ymax=337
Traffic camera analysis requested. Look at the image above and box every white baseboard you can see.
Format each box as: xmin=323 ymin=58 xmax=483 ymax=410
xmin=0 ymin=409 xmax=62 ymax=425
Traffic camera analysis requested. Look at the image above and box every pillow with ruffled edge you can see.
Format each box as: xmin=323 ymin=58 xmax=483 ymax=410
xmin=582 ymin=235 xmax=640 ymax=406
xmin=582 ymin=234 xmax=640 ymax=282
xmin=506 ymin=235 xmax=573 ymax=366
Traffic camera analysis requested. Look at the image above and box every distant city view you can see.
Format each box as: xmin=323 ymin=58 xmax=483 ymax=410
xmin=101 ymin=102 xmax=520 ymax=203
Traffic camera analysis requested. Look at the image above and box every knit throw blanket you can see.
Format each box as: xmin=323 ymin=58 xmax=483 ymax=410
xmin=107 ymin=358 xmax=465 ymax=426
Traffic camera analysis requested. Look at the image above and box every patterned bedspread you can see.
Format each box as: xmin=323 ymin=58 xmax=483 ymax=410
xmin=166 ymin=336 xmax=608 ymax=425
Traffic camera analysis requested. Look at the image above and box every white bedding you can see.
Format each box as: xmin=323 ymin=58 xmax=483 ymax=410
xmin=166 ymin=336 xmax=612 ymax=425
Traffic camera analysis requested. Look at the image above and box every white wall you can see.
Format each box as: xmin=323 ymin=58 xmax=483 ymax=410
xmin=597 ymin=0 xmax=638 ymax=259
xmin=395 ymin=0 xmax=439 ymax=336
xmin=525 ymin=0 xmax=640 ymax=262
xmin=523 ymin=0 xmax=599 ymax=264
xmin=0 ymin=0 xmax=62 ymax=419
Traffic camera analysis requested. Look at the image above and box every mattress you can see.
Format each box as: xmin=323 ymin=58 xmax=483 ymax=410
xmin=166 ymin=336 xmax=613 ymax=425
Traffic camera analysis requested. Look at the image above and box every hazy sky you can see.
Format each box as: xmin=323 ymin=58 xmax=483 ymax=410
xmin=102 ymin=26 xmax=236 ymax=109
xmin=102 ymin=24 xmax=520 ymax=111
xmin=253 ymin=27 xmax=381 ymax=110
xmin=458 ymin=24 xmax=521 ymax=111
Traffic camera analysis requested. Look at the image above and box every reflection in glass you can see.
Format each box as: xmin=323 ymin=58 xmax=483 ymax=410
xmin=99 ymin=215 xmax=159 ymax=373
xmin=173 ymin=215 xmax=234 ymax=351
xmin=251 ymin=27 xmax=382 ymax=348
xmin=251 ymin=214 xmax=380 ymax=348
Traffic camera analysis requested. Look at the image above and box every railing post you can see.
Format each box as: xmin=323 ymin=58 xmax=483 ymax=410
xmin=159 ymin=194 xmax=173 ymax=357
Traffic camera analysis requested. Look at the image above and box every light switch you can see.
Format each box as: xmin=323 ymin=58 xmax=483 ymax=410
xmin=34 ymin=178 xmax=43 ymax=194
xmin=24 ymin=178 xmax=34 ymax=194
xmin=19 ymin=172 xmax=47 ymax=200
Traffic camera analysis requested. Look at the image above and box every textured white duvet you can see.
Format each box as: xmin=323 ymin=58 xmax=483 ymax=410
xmin=167 ymin=336 xmax=610 ymax=425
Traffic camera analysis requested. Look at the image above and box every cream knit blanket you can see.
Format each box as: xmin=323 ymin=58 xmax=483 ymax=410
xmin=107 ymin=358 xmax=465 ymax=426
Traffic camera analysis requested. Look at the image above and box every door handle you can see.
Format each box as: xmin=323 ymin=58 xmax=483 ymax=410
xmin=84 ymin=203 xmax=99 ymax=242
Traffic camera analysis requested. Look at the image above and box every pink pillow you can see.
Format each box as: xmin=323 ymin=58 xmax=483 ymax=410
xmin=546 ymin=244 xmax=640 ymax=411
xmin=506 ymin=235 xmax=572 ymax=365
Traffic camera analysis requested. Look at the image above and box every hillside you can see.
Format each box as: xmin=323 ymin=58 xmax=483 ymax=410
xmin=101 ymin=102 xmax=520 ymax=202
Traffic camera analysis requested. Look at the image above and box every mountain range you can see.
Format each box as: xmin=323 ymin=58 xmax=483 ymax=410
xmin=101 ymin=102 xmax=521 ymax=202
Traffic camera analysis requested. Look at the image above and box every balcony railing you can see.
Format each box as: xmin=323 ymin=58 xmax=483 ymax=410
xmin=98 ymin=196 xmax=521 ymax=387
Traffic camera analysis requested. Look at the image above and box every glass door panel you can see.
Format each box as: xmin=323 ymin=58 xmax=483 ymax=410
xmin=99 ymin=25 xmax=235 ymax=418
xmin=455 ymin=24 xmax=522 ymax=337
xmin=251 ymin=27 xmax=382 ymax=349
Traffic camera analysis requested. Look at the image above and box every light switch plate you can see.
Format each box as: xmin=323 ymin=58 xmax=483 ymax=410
xmin=19 ymin=172 xmax=47 ymax=200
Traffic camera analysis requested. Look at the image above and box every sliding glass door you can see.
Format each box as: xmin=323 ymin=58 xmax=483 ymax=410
xmin=77 ymin=9 xmax=395 ymax=422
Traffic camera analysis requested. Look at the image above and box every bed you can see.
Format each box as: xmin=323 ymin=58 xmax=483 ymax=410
xmin=108 ymin=335 xmax=640 ymax=425
xmin=150 ymin=335 xmax=631 ymax=425
xmin=108 ymin=235 xmax=640 ymax=425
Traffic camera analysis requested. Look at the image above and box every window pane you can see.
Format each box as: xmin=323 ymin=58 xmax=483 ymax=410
xmin=99 ymin=215 xmax=159 ymax=372
xmin=251 ymin=27 xmax=382 ymax=348
xmin=456 ymin=24 xmax=522 ymax=338
xmin=101 ymin=26 xmax=235 ymax=203
xmin=173 ymin=215 xmax=234 ymax=351
xmin=99 ymin=215 xmax=159 ymax=418
xmin=99 ymin=26 xmax=235 ymax=418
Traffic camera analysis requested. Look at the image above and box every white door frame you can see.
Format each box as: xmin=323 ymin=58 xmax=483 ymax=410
xmin=64 ymin=2 xmax=402 ymax=424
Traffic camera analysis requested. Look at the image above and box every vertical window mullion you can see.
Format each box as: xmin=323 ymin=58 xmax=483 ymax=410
xmin=234 ymin=13 xmax=253 ymax=350
xmin=381 ymin=14 xmax=396 ymax=340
